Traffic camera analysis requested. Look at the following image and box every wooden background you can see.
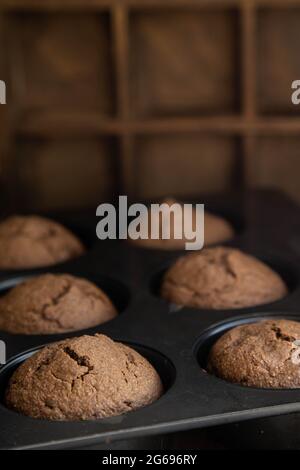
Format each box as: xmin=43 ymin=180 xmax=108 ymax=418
xmin=1 ymin=0 xmax=300 ymax=211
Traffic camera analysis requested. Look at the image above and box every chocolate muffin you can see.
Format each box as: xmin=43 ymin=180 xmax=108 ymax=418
xmin=208 ymin=319 xmax=300 ymax=388
xmin=0 ymin=215 xmax=85 ymax=269
xmin=132 ymin=198 xmax=234 ymax=250
xmin=5 ymin=334 xmax=163 ymax=420
xmin=161 ymin=246 xmax=288 ymax=309
xmin=0 ymin=274 xmax=117 ymax=334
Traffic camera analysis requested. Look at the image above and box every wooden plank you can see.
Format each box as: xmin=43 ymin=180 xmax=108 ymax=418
xmin=0 ymin=1 xmax=241 ymax=13
xmin=130 ymin=9 xmax=239 ymax=117
xmin=119 ymin=135 xmax=136 ymax=197
xmin=111 ymin=5 xmax=134 ymax=196
xmin=16 ymin=138 xmax=116 ymax=211
xmin=0 ymin=13 xmax=19 ymax=212
xmin=246 ymin=136 xmax=300 ymax=203
xmin=2 ymin=0 xmax=300 ymax=12
xmin=257 ymin=8 xmax=300 ymax=115
xmin=111 ymin=5 xmax=130 ymax=119
xmin=18 ymin=114 xmax=300 ymax=136
xmin=242 ymin=135 xmax=256 ymax=188
xmin=241 ymin=1 xmax=256 ymax=118
xmin=18 ymin=115 xmax=248 ymax=136
xmin=240 ymin=1 xmax=256 ymax=188
xmin=134 ymin=134 xmax=239 ymax=199
xmin=8 ymin=13 xmax=114 ymax=116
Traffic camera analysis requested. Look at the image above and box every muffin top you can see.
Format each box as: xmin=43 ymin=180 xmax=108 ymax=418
xmin=0 ymin=215 xmax=85 ymax=269
xmin=131 ymin=198 xmax=234 ymax=250
xmin=0 ymin=274 xmax=117 ymax=334
xmin=208 ymin=319 xmax=300 ymax=388
xmin=5 ymin=334 xmax=163 ymax=420
xmin=161 ymin=246 xmax=288 ymax=309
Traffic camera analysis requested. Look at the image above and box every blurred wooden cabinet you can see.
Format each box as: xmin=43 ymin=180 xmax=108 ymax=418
xmin=1 ymin=0 xmax=300 ymax=210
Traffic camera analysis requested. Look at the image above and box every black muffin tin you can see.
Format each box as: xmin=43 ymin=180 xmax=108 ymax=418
xmin=1 ymin=189 xmax=300 ymax=450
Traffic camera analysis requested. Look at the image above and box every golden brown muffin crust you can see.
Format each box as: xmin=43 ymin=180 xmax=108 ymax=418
xmin=208 ymin=319 xmax=300 ymax=388
xmin=0 ymin=274 xmax=117 ymax=334
xmin=5 ymin=334 xmax=163 ymax=420
xmin=161 ymin=247 xmax=288 ymax=309
xmin=0 ymin=215 xmax=85 ymax=269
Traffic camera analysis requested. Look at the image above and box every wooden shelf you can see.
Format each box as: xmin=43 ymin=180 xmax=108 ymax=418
xmin=18 ymin=112 xmax=122 ymax=136
xmin=17 ymin=113 xmax=300 ymax=137
xmin=1 ymin=0 xmax=300 ymax=206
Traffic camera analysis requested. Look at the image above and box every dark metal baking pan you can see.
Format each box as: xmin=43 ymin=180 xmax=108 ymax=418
xmin=0 ymin=190 xmax=300 ymax=449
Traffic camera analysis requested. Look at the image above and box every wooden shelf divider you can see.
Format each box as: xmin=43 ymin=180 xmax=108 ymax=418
xmin=111 ymin=5 xmax=136 ymax=195
xmin=2 ymin=0 xmax=300 ymax=11
xmin=240 ymin=0 xmax=256 ymax=188
xmin=18 ymin=114 xmax=300 ymax=137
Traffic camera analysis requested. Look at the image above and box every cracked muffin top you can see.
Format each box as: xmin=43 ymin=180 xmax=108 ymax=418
xmin=207 ymin=319 xmax=300 ymax=388
xmin=161 ymin=246 xmax=288 ymax=309
xmin=0 ymin=215 xmax=85 ymax=270
xmin=0 ymin=274 xmax=117 ymax=334
xmin=131 ymin=198 xmax=234 ymax=250
xmin=5 ymin=334 xmax=163 ymax=420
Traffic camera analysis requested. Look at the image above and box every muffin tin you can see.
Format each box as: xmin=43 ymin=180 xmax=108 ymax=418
xmin=1 ymin=189 xmax=300 ymax=449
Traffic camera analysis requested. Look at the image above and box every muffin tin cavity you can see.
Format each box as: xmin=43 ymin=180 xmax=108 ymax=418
xmin=0 ymin=342 xmax=176 ymax=415
xmin=49 ymin=214 xmax=98 ymax=251
xmin=195 ymin=313 xmax=300 ymax=380
xmin=0 ymin=273 xmax=131 ymax=340
xmin=0 ymin=273 xmax=130 ymax=316
xmin=265 ymin=256 xmax=299 ymax=294
xmin=150 ymin=268 xmax=167 ymax=299
xmin=151 ymin=252 xmax=299 ymax=312
xmin=0 ymin=215 xmax=87 ymax=274
xmin=87 ymin=274 xmax=130 ymax=315
xmin=204 ymin=207 xmax=244 ymax=240
xmin=130 ymin=343 xmax=176 ymax=392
